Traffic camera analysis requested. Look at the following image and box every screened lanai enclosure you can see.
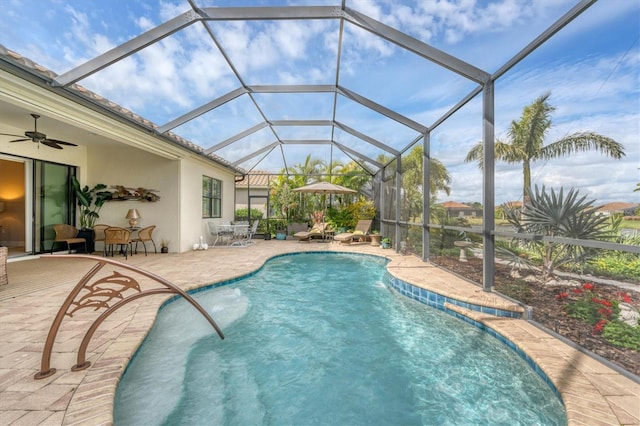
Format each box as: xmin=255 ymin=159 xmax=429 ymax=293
xmin=1 ymin=0 xmax=638 ymax=295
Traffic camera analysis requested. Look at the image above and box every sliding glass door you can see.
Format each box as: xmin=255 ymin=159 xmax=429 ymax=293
xmin=35 ymin=161 xmax=75 ymax=253
xmin=0 ymin=154 xmax=75 ymax=257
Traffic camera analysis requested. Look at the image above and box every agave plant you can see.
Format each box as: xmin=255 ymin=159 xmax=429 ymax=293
xmin=504 ymin=185 xmax=611 ymax=280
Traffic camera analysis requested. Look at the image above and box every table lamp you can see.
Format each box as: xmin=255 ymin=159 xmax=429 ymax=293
xmin=126 ymin=209 xmax=141 ymax=227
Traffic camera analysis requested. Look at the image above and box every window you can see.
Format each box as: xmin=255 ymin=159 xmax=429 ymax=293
xmin=202 ymin=176 xmax=222 ymax=218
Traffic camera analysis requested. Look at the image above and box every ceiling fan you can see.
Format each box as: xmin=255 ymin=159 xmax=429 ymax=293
xmin=0 ymin=113 xmax=77 ymax=149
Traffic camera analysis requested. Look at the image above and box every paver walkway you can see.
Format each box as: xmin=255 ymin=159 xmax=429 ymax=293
xmin=1 ymin=240 xmax=638 ymax=425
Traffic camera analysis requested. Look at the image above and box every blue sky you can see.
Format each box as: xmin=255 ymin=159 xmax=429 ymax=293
xmin=1 ymin=0 xmax=638 ymax=206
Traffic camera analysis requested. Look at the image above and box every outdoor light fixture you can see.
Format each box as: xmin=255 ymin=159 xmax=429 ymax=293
xmin=126 ymin=209 xmax=140 ymax=227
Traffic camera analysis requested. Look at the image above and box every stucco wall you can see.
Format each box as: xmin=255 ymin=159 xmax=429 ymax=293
xmin=180 ymin=157 xmax=236 ymax=252
xmin=85 ymin=145 xmax=180 ymax=252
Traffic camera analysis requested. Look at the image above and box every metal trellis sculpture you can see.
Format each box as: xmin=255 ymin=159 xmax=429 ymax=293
xmin=34 ymin=254 xmax=224 ymax=380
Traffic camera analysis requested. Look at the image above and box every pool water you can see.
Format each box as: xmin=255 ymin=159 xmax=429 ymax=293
xmin=114 ymin=253 xmax=566 ymax=425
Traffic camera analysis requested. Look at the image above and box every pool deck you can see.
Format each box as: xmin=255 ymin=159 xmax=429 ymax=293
xmin=1 ymin=240 xmax=638 ymax=425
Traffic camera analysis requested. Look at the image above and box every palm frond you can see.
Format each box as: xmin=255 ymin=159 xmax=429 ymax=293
xmin=464 ymin=141 xmax=483 ymax=168
xmin=540 ymin=132 xmax=625 ymax=159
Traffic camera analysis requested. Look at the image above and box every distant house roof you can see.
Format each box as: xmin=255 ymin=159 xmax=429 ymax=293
xmin=498 ymin=201 xmax=523 ymax=208
xmin=440 ymin=201 xmax=472 ymax=209
xmin=235 ymin=171 xmax=272 ymax=188
xmin=595 ymin=202 xmax=639 ymax=213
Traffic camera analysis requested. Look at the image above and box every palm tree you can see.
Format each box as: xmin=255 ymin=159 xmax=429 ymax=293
xmin=288 ymin=154 xmax=324 ymax=185
xmin=465 ymin=92 xmax=625 ymax=201
xmin=377 ymin=147 xmax=451 ymax=222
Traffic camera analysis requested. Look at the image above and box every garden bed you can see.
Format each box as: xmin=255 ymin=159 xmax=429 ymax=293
xmin=433 ymin=256 xmax=640 ymax=376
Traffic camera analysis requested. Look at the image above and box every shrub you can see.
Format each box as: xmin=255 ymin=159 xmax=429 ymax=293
xmin=235 ymin=208 xmax=263 ymax=222
xmin=558 ymin=282 xmax=640 ymax=349
xmin=601 ymin=321 xmax=640 ymax=350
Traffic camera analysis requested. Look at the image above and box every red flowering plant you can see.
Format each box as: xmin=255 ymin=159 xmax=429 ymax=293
xmin=557 ymin=283 xmax=623 ymax=333
xmin=555 ymin=283 xmax=639 ymax=350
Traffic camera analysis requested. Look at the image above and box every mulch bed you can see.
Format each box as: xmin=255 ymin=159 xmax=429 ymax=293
xmin=432 ymin=256 xmax=640 ymax=376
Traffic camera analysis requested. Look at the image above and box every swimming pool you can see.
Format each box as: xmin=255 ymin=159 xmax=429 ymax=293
xmin=115 ymin=252 xmax=566 ymax=425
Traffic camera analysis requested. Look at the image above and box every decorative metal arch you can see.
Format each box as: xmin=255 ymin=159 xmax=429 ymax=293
xmin=34 ymin=254 xmax=224 ymax=380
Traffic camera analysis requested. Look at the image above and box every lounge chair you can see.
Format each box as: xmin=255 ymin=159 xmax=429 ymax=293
xmin=294 ymin=222 xmax=330 ymax=242
xmin=333 ymin=219 xmax=373 ymax=244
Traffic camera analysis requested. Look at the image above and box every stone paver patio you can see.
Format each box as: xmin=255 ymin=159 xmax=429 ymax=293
xmin=1 ymin=240 xmax=638 ymax=425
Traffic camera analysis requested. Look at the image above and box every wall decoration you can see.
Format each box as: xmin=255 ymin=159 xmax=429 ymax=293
xmin=110 ymin=185 xmax=161 ymax=202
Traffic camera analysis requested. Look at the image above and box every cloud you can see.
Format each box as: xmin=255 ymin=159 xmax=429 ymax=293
xmin=0 ymin=0 xmax=637 ymax=206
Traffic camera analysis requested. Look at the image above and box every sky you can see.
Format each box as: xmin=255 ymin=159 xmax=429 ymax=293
xmin=0 ymin=0 xmax=638 ymax=206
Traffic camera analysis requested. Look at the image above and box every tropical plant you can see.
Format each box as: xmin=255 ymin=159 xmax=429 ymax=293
xmin=332 ymin=162 xmax=372 ymax=195
xmin=378 ymin=146 xmax=452 ymax=222
xmin=71 ymin=176 xmax=112 ymax=229
xmin=269 ymin=178 xmax=300 ymax=220
xmin=464 ymin=92 xmax=625 ymax=201
xmin=326 ymin=206 xmax=353 ymax=231
xmin=503 ymin=185 xmax=611 ymax=279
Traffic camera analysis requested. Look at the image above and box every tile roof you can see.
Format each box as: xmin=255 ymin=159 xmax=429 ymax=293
xmin=235 ymin=171 xmax=272 ymax=187
xmin=439 ymin=201 xmax=472 ymax=209
xmin=595 ymin=202 xmax=639 ymax=212
xmin=0 ymin=44 xmax=244 ymax=174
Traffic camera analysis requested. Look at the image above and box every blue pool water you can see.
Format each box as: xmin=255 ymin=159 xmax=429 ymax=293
xmin=114 ymin=253 xmax=566 ymax=425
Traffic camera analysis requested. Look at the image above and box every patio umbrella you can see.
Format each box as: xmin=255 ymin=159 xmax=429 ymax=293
xmin=293 ymin=182 xmax=357 ymax=240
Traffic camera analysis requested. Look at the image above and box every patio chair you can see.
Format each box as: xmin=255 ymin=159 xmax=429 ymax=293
xmin=208 ymin=222 xmax=233 ymax=246
xmin=333 ymin=219 xmax=373 ymax=244
xmin=50 ymin=224 xmax=87 ymax=254
xmin=245 ymin=220 xmax=259 ymax=245
xmin=294 ymin=222 xmax=330 ymax=242
xmin=93 ymin=224 xmax=109 ymax=252
xmin=104 ymin=227 xmax=132 ymax=259
xmin=131 ymin=225 xmax=157 ymax=255
xmin=230 ymin=221 xmax=258 ymax=247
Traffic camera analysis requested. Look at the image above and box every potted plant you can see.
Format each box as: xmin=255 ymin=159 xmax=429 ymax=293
xmin=71 ymin=176 xmax=112 ymax=230
xmin=71 ymin=176 xmax=112 ymax=253
xmin=271 ymin=219 xmax=288 ymax=240
xmin=160 ymin=240 xmax=169 ymax=253
xmin=381 ymin=237 xmax=391 ymax=249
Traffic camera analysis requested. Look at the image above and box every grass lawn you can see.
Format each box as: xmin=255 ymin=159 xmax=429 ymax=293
xmin=621 ymin=219 xmax=640 ymax=229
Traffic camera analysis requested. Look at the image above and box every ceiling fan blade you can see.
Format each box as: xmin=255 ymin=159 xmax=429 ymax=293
xmin=9 ymin=138 xmax=30 ymax=143
xmin=46 ymin=138 xmax=77 ymax=147
xmin=0 ymin=132 xmax=25 ymax=138
xmin=41 ymin=140 xmax=63 ymax=149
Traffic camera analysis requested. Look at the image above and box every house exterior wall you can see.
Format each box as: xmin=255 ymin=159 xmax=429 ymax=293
xmin=1 ymin=69 xmax=240 ymax=254
xmin=447 ymin=208 xmax=481 ymax=218
xmin=86 ymin=144 xmax=181 ymax=251
xmin=1 ymin=142 xmax=238 ymax=254
xmin=180 ymin=157 xmax=236 ymax=252
xmin=235 ymin=187 xmax=269 ymax=216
